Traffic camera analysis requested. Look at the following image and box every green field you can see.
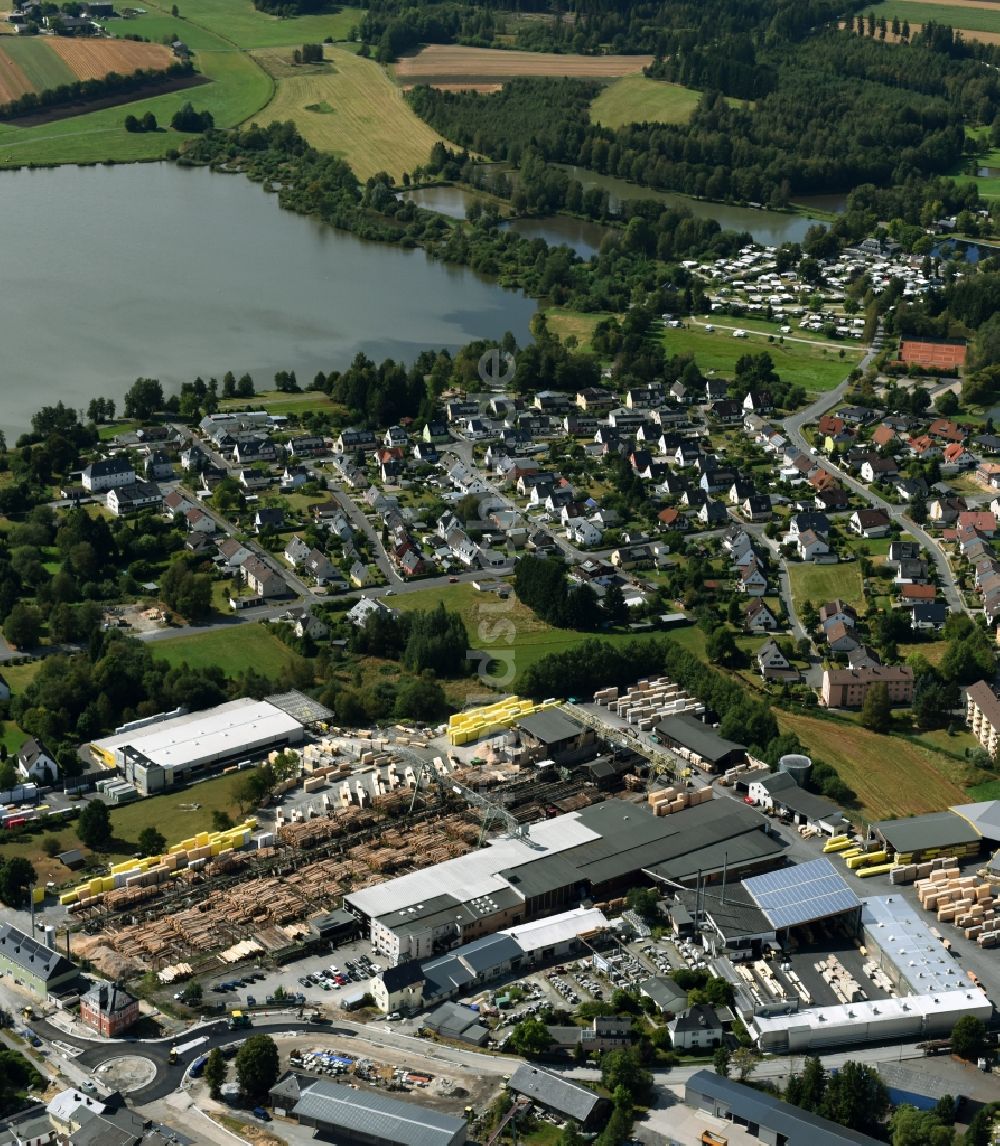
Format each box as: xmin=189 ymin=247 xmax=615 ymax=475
xmin=868 ymin=0 xmax=1000 ymax=36
xmin=787 ymin=560 xmax=865 ymax=614
xmin=151 ymin=622 xmax=301 ymax=676
xmin=778 ymin=710 xmax=973 ymax=820
xmin=968 ymin=778 xmax=1000 ymax=800
xmin=591 ymin=75 xmax=702 ymax=128
xmin=0 ymin=0 xmax=362 ymax=166
xmin=253 ymin=46 xmax=450 ymax=180
xmin=0 ymin=37 xmax=75 ymax=91
xmin=662 ymin=322 xmax=863 ymax=393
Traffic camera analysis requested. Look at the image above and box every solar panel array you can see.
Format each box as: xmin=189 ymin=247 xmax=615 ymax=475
xmin=743 ymin=858 xmax=860 ymax=930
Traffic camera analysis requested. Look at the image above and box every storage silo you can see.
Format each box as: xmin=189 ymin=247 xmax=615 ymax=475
xmin=778 ymin=754 xmax=812 ymax=786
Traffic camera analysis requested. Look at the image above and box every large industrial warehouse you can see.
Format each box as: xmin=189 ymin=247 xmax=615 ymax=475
xmin=347 ymin=798 xmax=786 ymax=966
xmin=91 ymin=698 xmax=305 ymax=795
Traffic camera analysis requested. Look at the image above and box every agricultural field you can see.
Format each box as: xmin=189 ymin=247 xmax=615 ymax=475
xmin=394 ymin=45 xmax=653 ymax=89
xmin=660 ymin=322 xmax=862 ymax=393
xmin=868 ymin=0 xmax=1000 ymax=41
xmin=47 ymin=37 xmax=173 ymax=81
xmin=151 ymin=622 xmax=301 ymax=677
xmin=787 ymin=560 xmax=866 ymax=614
xmin=776 ymin=710 xmax=973 ymax=819
xmin=590 ymin=75 xmax=702 ymax=128
xmin=253 ymin=46 xmax=449 ymax=180
xmin=0 ymin=38 xmax=74 ymax=100
xmin=218 ymin=387 xmax=344 ymax=417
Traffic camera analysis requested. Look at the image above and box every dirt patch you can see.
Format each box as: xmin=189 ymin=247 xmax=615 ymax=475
xmin=47 ymin=37 xmax=173 ymax=81
xmin=395 ymin=44 xmax=652 ymax=86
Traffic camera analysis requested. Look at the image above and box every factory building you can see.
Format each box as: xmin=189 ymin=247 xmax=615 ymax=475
xmin=868 ymin=811 xmax=983 ymax=864
xmin=348 ymin=799 xmax=784 ymax=965
xmin=90 ymin=698 xmax=304 ymax=795
xmin=655 ymin=714 xmax=746 ymax=772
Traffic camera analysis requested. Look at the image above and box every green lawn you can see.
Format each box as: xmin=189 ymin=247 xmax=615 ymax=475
xmin=868 ymin=0 xmax=1000 ymax=36
xmin=0 ymin=660 xmax=43 ymax=694
xmin=787 ymin=561 xmax=865 ymax=614
xmin=968 ymin=778 xmax=1000 ymax=801
xmin=151 ymin=622 xmax=301 ymax=676
xmin=0 ymin=37 xmax=75 ymax=90
xmin=110 ymin=768 xmax=251 ymax=843
xmin=591 ymin=75 xmax=702 ymax=128
xmin=219 ymin=388 xmax=343 ymax=416
xmin=163 ymin=0 xmax=362 ymax=49
xmin=662 ymin=323 xmax=862 ymax=393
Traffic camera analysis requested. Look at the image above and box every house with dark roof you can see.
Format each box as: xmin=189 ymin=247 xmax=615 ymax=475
xmin=18 ymin=737 xmax=58 ymax=784
xmin=81 ymin=455 xmax=135 ymax=493
xmin=0 ymin=923 xmax=76 ymax=998
xmin=373 ymin=960 xmax=425 ymax=1015
xmin=656 ymin=714 xmax=745 ymax=772
xmin=850 ymin=508 xmax=891 ymax=538
xmin=668 ymin=1003 xmax=722 ymax=1050
xmin=289 ymin=1079 xmax=467 ymax=1146
xmin=79 ymin=982 xmax=139 ymax=1037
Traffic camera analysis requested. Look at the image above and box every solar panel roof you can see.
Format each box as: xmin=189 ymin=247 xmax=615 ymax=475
xmin=743 ymin=857 xmax=860 ymax=930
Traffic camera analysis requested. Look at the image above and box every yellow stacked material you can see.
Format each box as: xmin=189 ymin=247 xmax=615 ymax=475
xmin=824 ymin=836 xmax=853 ymax=853
xmin=59 ymin=891 xmax=78 ymax=906
xmin=856 ymin=863 xmax=894 ymax=877
xmin=31 ymin=886 xmax=44 ymax=905
xmin=840 ymin=848 xmax=861 ymax=862
xmin=446 ymin=696 xmax=561 ymax=745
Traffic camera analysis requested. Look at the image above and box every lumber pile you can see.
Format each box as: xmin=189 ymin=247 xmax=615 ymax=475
xmin=916 ymin=868 xmax=997 ymax=942
xmin=647 ymin=785 xmax=713 ymax=816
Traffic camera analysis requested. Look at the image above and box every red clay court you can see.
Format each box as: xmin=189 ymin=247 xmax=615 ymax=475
xmin=899 ymin=338 xmax=967 ymax=370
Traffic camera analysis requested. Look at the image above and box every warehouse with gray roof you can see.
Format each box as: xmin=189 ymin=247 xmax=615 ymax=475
xmin=870 ymin=810 xmax=982 ymax=861
xmin=656 ymin=714 xmax=746 ymax=771
xmin=508 ymin=1064 xmax=608 ymax=1130
xmin=289 ymin=1079 xmax=467 ymax=1145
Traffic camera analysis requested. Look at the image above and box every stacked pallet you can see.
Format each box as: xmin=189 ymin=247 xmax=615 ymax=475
xmin=916 ymin=869 xmax=996 ymax=938
xmin=889 ymin=856 xmax=957 ymax=885
xmin=647 ymin=785 xmax=713 ymax=816
xmin=599 ymin=676 xmax=705 ymax=729
xmin=815 ymin=955 xmax=866 ymax=1003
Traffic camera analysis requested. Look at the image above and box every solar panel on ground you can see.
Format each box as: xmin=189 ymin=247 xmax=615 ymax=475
xmin=743 ymin=858 xmax=860 ymax=930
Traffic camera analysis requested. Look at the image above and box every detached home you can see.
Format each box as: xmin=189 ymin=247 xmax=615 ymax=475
xmin=850 ymin=508 xmax=891 ymax=538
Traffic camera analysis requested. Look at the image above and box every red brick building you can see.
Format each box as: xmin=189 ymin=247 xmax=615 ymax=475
xmin=79 ymin=982 xmax=139 ymax=1038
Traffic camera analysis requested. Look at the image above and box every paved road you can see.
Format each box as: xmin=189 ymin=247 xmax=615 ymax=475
xmin=780 ymin=350 xmax=969 ymax=618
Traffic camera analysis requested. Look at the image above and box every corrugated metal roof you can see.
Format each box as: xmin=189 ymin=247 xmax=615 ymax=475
xmin=291 ymin=1080 xmax=465 ymax=1146
xmin=686 ymin=1070 xmax=883 ymax=1145
xmin=874 ymin=811 xmax=981 ymax=853
xmin=509 ymin=1064 xmax=604 ymax=1122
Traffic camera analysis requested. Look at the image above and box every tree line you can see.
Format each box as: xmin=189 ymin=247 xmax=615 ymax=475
xmin=0 ymin=61 xmax=193 ymax=120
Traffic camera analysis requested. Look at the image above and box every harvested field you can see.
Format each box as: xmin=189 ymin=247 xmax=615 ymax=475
xmin=0 ymin=44 xmax=30 ymax=104
xmin=394 ymin=45 xmax=653 ymax=87
xmin=591 ymin=75 xmax=702 ymax=127
xmin=254 ymin=46 xmax=451 ymax=180
xmin=776 ymin=710 xmax=972 ymax=820
xmin=0 ymin=37 xmax=74 ymax=94
xmin=866 ymin=0 xmax=1000 ymax=39
xmin=47 ymin=37 xmax=173 ymax=82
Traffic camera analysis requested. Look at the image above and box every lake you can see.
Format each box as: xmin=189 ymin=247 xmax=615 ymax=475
xmin=0 ymin=165 xmax=537 ymax=436
xmin=555 ymin=166 xmax=833 ymax=245
xmin=403 ymin=185 xmax=610 ymax=259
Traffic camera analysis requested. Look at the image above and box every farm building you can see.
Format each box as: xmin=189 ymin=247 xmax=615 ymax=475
xmin=90 ymin=697 xmax=304 ymax=795
xmin=899 ymin=338 xmax=967 ymax=371
xmin=655 ymin=714 xmax=746 ymax=772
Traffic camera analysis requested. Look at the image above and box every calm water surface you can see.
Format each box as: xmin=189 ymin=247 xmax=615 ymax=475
xmin=0 ymin=165 xmax=537 ymax=435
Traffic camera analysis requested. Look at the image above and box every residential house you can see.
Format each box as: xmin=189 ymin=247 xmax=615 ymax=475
xmin=942 ymin=443 xmax=976 ymax=472
xmin=894 ymin=558 xmax=929 ymax=584
xmin=183 ymin=507 xmax=215 ymax=535
xmin=0 ymin=673 xmax=9 ymax=703
xmin=887 ymin=541 xmax=920 ymax=566
xmin=908 ymin=435 xmax=941 ymax=461
xmin=143 ymin=449 xmax=173 ymax=480
xmin=254 ymin=507 xmax=285 ymax=533
xmin=657 ymin=507 xmax=687 ymax=531
xmin=611 ymin=545 xmax=654 ymax=571
xmin=930 ymin=496 xmax=966 ymax=524
xmin=281 ymin=464 xmax=309 ymax=491
xmin=825 ymin=620 xmax=860 ymax=654
xmin=928 ymin=418 xmax=968 ymax=444
xmin=850 ymin=508 xmax=891 ymax=538
xmin=79 ymin=983 xmax=139 ymax=1038
xmin=789 ymin=511 xmax=829 ymax=537
xmin=283 ymin=536 xmax=312 ymax=569
xmin=18 ymin=738 xmax=58 ymax=784
xmin=349 ymin=561 xmax=373 ymax=588
xmin=82 ymin=456 xmax=135 ymax=493
xmin=699 ymin=499 xmax=728 ymax=526
xmin=817 ymin=414 xmax=845 ymax=437
xmin=238 ymin=466 xmax=271 ymax=492
xmin=758 ymin=639 xmax=799 ymax=682
xmin=232 ymin=437 xmax=277 ymax=465
xmin=871 ymin=424 xmax=898 ymax=448
xmin=383 ymin=426 xmax=409 ymax=449
xmin=705 ymin=378 xmax=729 ymax=402
xmin=738 ymin=565 xmax=768 ymax=596
xmin=567 ymin=519 xmax=603 ymax=548
xmin=744 ymin=599 xmax=778 ymax=633
xmin=958 ymin=510 xmax=997 ymax=537
xmin=217 ymin=537 xmax=253 ymax=571
xmin=710 ymin=399 xmax=743 ymax=424
xmin=162 ymin=490 xmax=196 ymax=518
xmin=797 ymin=529 xmax=829 ymax=561
xmin=910 ymin=602 xmax=948 ymax=631
xmin=742 ymin=390 xmax=773 ymax=415
xmin=899 ymin=583 xmax=937 ymax=605
xmin=576 ymin=387 xmax=614 ymax=412
xmin=335 ymin=427 xmax=377 ymax=453
xmin=668 ymin=1004 xmax=722 ymax=1051
xmin=819 ymin=599 xmax=857 ymax=629
xmin=106 ymin=481 xmax=162 ymax=517
xmin=347 ymin=597 xmax=399 ymax=628
xmin=241 ymin=556 xmax=287 ymax=598
xmin=822 ymin=665 xmax=915 ymax=708
xmin=815 ymin=487 xmax=850 ymax=512
xmin=423 ymin=421 xmax=450 ymax=444
xmin=742 ymin=494 xmax=772 ymax=522
xmin=288 ymin=435 xmax=325 ymax=457
xmin=861 ymin=457 xmax=898 ymax=484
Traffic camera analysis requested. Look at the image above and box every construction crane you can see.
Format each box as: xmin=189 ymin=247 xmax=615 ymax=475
xmin=404 ymin=755 xmax=535 ymax=847
xmin=562 ymin=700 xmax=682 ymax=778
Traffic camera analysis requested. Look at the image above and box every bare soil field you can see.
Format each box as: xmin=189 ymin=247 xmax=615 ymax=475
xmin=394 ymin=44 xmax=652 ymax=87
xmin=47 ymin=37 xmax=173 ymax=81
xmin=0 ymin=46 xmax=31 ymax=104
